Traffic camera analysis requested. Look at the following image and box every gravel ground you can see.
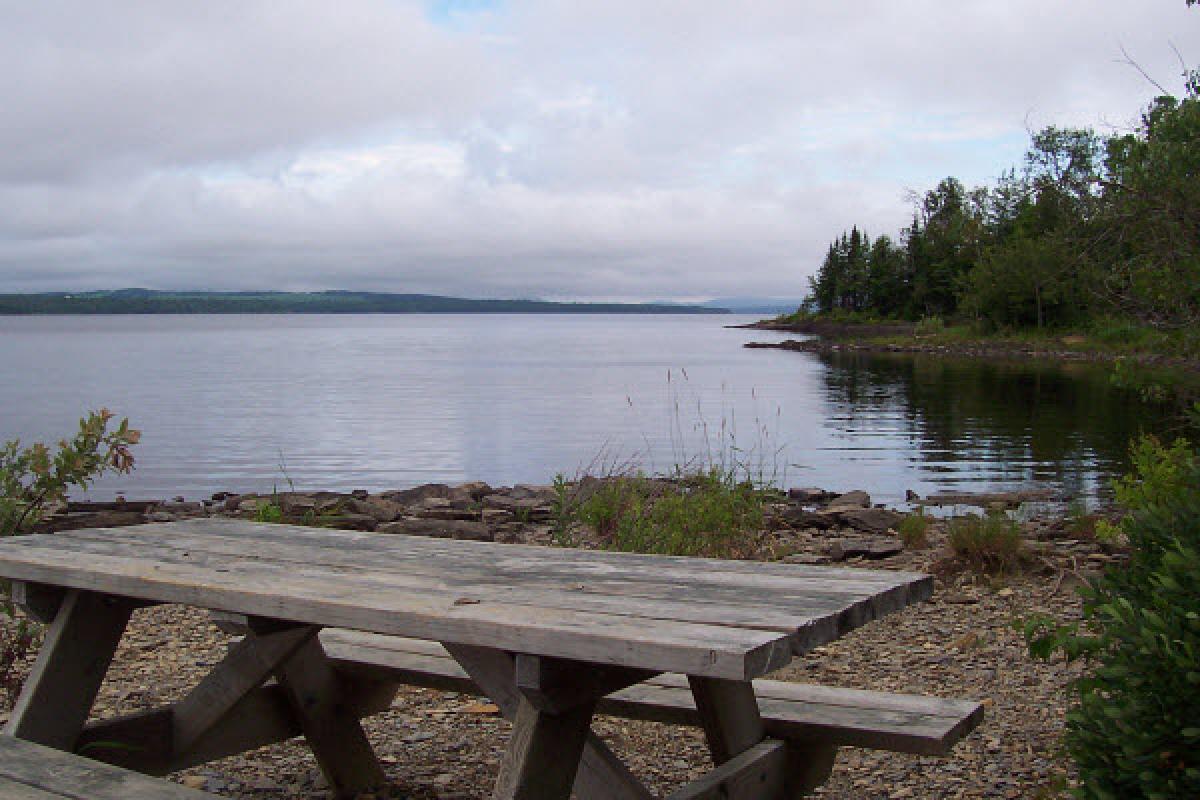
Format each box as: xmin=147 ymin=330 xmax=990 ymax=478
xmin=0 ymin=532 xmax=1089 ymax=800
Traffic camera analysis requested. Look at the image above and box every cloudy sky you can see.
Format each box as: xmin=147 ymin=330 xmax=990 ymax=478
xmin=1 ymin=1 xmax=1196 ymax=301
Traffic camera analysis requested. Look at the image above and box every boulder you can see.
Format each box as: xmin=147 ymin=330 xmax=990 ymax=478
xmin=316 ymin=513 xmax=378 ymax=532
xmin=510 ymin=484 xmax=557 ymax=504
xmin=836 ymin=507 xmax=904 ymax=535
xmin=777 ymin=506 xmax=837 ymax=530
xmin=823 ymin=537 xmax=903 ymax=561
xmin=788 ymin=487 xmax=835 ymax=504
xmin=378 ymin=518 xmax=491 ymax=541
xmin=380 ymin=484 xmax=452 ymax=506
xmin=343 ymin=497 xmax=404 ymax=523
xmin=454 ymin=481 xmax=493 ymax=501
xmin=825 ymin=490 xmax=871 ymax=511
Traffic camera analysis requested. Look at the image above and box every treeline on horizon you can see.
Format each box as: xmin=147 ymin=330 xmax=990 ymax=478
xmin=802 ymin=69 xmax=1199 ymax=340
xmin=0 ymin=289 xmax=727 ymax=316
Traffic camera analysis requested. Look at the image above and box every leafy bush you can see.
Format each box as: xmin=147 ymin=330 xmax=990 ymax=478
xmin=1024 ymin=435 xmax=1200 ymax=798
xmin=564 ymin=469 xmax=768 ymax=558
xmin=1 ymin=409 xmax=140 ymax=536
xmin=915 ymin=315 xmax=946 ymax=335
xmin=0 ymin=410 xmax=138 ymax=707
xmin=946 ymin=512 xmax=1023 ymax=573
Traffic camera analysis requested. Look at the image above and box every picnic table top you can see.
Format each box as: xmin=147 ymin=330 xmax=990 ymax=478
xmin=0 ymin=519 xmax=931 ymax=680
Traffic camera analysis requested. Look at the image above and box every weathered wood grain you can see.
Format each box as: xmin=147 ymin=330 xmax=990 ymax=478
xmin=272 ymin=637 xmax=385 ymax=798
xmin=0 ymin=541 xmax=794 ymax=679
xmin=0 ymin=735 xmax=215 ymax=799
xmin=5 ymin=591 xmax=136 ymax=750
xmin=492 ymin=696 xmax=597 ymax=800
xmin=323 ymin=631 xmax=984 ymax=756
xmin=172 ymin=624 xmax=316 ymax=754
xmin=444 ymin=643 xmax=654 ymax=800
xmin=665 ymin=740 xmax=787 ymax=800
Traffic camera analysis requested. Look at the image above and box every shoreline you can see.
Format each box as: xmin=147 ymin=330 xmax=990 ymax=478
xmin=735 ymin=319 xmax=1200 ymax=373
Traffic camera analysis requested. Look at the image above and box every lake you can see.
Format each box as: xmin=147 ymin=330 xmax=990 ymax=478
xmin=0 ymin=314 xmax=1174 ymax=505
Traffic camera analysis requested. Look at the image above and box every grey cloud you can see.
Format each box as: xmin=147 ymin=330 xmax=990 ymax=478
xmin=1 ymin=1 xmax=1197 ymax=299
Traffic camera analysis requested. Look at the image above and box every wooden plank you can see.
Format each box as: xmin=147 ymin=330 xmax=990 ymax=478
xmin=5 ymin=591 xmax=135 ymax=750
xmin=42 ymin=531 xmax=848 ymax=646
xmin=665 ymin=739 xmax=787 ymax=800
xmin=59 ymin=523 xmax=928 ymax=598
xmin=324 ymin=631 xmax=984 ymax=756
xmin=492 ymin=696 xmax=597 ymax=800
xmin=272 ymin=637 xmax=385 ymax=798
xmin=40 ymin=527 xmax=926 ymax=651
xmin=173 ymin=623 xmax=316 ymax=754
xmin=121 ymin=518 xmax=920 ymax=584
xmin=444 ymin=643 xmax=653 ymax=800
xmin=0 ymin=543 xmax=794 ymax=680
xmin=53 ymin=525 xmax=917 ymax=619
xmin=0 ymin=736 xmax=215 ymax=799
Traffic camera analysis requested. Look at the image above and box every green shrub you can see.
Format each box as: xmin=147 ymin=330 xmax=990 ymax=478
xmin=1024 ymin=435 xmax=1200 ymax=798
xmin=255 ymin=502 xmax=284 ymax=524
xmin=1 ymin=409 xmax=140 ymax=536
xmin=567 ymin=469 xmax=767 ymax=558
xmin=946 ymin=512 xmax=1023 ymax=573
xmin=897 ymin=509 xmax=930 ymax=548
xmin=0 ymin=410 xmax=137 ymax=708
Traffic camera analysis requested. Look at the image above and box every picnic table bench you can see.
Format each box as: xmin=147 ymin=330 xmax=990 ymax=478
xmin=0 ymin=519 xmax=983 ymax=799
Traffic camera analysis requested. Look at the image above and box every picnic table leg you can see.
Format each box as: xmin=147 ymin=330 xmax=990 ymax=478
xmin=273 ymin=634 xmax=386 ymax=799
xmin=687 ymin=677 xmax=787 ymax=799
xmin=5 ymin=589 xmax=136 ymax=750
xmin=444 ymin=643 xmax=653 ymax=800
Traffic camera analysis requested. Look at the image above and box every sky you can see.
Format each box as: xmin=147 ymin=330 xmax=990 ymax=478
xmin=1 ymin=1 xmax=1197 ymax=302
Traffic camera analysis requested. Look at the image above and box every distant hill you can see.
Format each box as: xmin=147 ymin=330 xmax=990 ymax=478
xmin=0 ymin=289 xmax=729 ymax=315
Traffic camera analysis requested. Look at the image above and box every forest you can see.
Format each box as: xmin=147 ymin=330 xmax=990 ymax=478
xmin=803 ymin=67 xmax=1199 ymax=343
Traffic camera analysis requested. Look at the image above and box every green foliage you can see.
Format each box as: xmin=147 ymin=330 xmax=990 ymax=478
xmin=798 ymin=69 xmax=1199 ymax=340
xmin=0 ymin=409 xmax=140 ymax=536
xmin=897 ymin=509 xmax=930 ymax=548
xmin=898 ymin=509 xmax=930 ymax=548
xmin=563 ymin=469 xmax=768 ymax=558
xmin=914 ymin=315 xmax=945 ymax=335
xmin=1024 ymin=435 xmax=1200 ymax=798
xmin=254 ymin=502 xmax=285 ymax=524
xmin=946 ymin=512 xmax=1024 ymax=574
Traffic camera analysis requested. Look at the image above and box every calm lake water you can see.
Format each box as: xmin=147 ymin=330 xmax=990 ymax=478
xmin=0 ymin=314 xmax=1174 ymax=505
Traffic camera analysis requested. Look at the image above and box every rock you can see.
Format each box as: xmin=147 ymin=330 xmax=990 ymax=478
xmin=223 ymin=495 xmax=244 ymax=512
xmin=777 ymin=506 xmax=837 ymax=530
xmin=510 ymin=484 xmax=557 ymax=504
xmin=788 ymin=487 xmax=834 ymax=504
xmin=378 ymin=518 xmax=491 ymax=541
xmin=416 ymin=506 xmax=480 ymax=521
xmin=278 ymin=494 xmax=316 ymax=514
xmin=145 ymin=511 xmax=176 ymax=523
xmin=836 ymin=507 xmax=904 ymax=534
xmin=905 ymin=489 xmax=921 ymax=502
xmin=347 ymin=496 xmax=405 ymax=522
xmin=823 ymin=537 xmax=903 ymax=561
xmin=481 ymin=508 xmax=513 ymax=524
xmin=316 ymin=513 xmax=378 ymax=531
xmin=350 ymin=489 xmax=369 ymax=500
xmin=380 ymin=484 xmax=451 ymax=506
xmin=783 ymin=552 xmax=832 ymax=565
xmin=825 ymin=490 xmax=871 ymax=511
xmin=454 ymin=481 xmax=493 ymax=501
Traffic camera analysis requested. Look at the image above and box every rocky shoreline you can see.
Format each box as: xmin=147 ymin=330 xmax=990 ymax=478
xmin=737 ymin=321 xmax=1200 ymax=373
xmin=6 ymin=479 xmax=1122 ymax=797
xmin=37 ymin=480 xmax=1116 ymax=572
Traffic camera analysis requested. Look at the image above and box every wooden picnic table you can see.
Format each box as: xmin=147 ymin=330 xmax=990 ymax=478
xmin=0 ymin=519 xmax=936 ymax=799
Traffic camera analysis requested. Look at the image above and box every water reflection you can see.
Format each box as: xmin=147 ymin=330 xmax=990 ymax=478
xmin=815 ymin=350 xmax=1173 ymax=499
